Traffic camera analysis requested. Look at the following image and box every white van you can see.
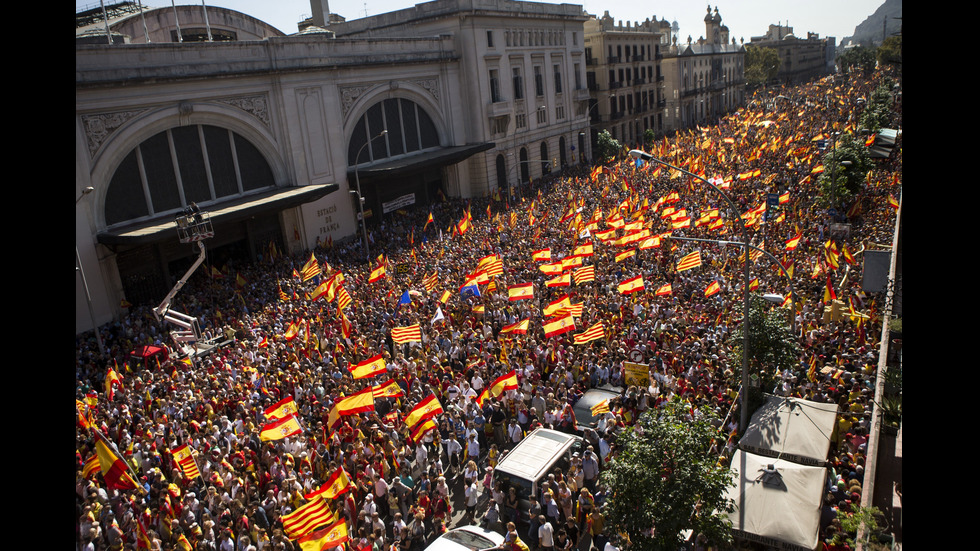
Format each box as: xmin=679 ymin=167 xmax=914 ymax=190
xmin=491 ymin=428 xmax=583 ymax=521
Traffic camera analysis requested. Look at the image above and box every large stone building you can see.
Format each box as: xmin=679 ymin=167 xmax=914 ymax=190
xmin=75 ymin=0 xmax=591 ymax=335
xmin=583 ymin=12 xmax=671 ymax=150
xmin=661 ymin=6 xmax=745 ymax=131
xmin=748 ymin=24 xmax=836 ymax=86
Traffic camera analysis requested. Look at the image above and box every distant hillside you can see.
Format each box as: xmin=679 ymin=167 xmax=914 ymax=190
xmin=842 ymin=0 xmax=902 ymax=47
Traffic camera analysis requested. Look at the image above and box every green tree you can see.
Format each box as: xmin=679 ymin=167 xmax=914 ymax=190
xmin=595 ymin=130 xmax=621 ymax=163
xmin=876 ymin=35 xmax=902 ymax=70
xmin=744 ymin=46 xmax=780 ymax=87
xmin=643 ymin=128 xmax=655 ymax=147
xmin=859 ymin=82 xmax=894 ymax=134
xmin=835 ymin=506 xmax=891 ymax=550
xmin=601 ymin=401 xmax=735 ymax=551
xmin=837 ymin=47 xmax=877 ymax=74
xmin=816 ymin=133 xmax=873 ymax=209
xmin=731 ymin=295 xmax=799 ymax=376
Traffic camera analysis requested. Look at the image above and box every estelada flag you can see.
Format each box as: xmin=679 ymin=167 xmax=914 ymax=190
xmin=543 ymin=313 xmax=575 ymax=338
xmin=618 ymin=275 xmax=645 ymax=295
xmin=305 ymin=468 xmax=352 ymax=501
xmin=489 ymin=370 xmax=519 ymax=398
xmin=573 ymin=322 xmax=605 ymax=345
xmin=372 ymin=379 xmax=404 ymax=399
xmin=704 ymin=280 xmax=721 ymax=297
xmin=508 ymin=283 xmax=534 ymax=301
xmin=532 ymin=248 xmax=552 ymax=261
xmin=94 ymin=433 xmax=139 ymax=490
xmin=349 ymin=354 xmax=387 ymax=380
xmin=265 ymin=397 xmax=298 ymax=421
xmin=281 ymin=495 xmax=337 ymax=541
xmin=260 ymin=414 xmax=303 ymax=442
xmin=404 ymin=395 xmax=444 ymax=429
xmin=545 ymin=273 xmax=571 ymax=288
xmin=676 ymin=251 xmax=702 ymax=272
xmin=500 ymin=319 xmax=530 ymax=334
xmin=655 ymin=283 xmax=672 ymax=296
xmin=297 ymin=518 xmax=349 ymax=551
xmin=573 ymin=265 xmax=595 ymax=284
xmin=391 ymin=324 xmax=422 ymax=344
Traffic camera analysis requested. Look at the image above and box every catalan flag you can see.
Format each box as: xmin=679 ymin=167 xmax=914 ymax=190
xmin=349 ymin=354 xmax=387 ymax=380
xmin=573 ymin=265 xmax=595 ymax=284
xmin=392 ymin=324 xmax=422 ymax=344
xmin=301 ymin=253 xmax=320 ymax=282
xmin=508 ymin=283 xmax=534 ymax=301
xmin=281 ymin=495 xmax=336 ymax=541
xmin=336 ymin=287 xmax=353 ymax=310
xmin=423 ymin=272 xmax=438 ymax=292
xmin=618 ymin=275 xmax=645 ymax=294
xmin=676 ymin=251 xmax=702 ymax=272
xmin=590 ymin=399 xmax=610 ymax=417
xmin=573 ymin=322 xmax=605 ymax=345
xmin=82 ymin=454 xmax=101 ymax=479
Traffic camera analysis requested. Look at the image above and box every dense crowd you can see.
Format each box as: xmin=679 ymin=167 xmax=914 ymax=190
xmin=76 ymin=69 xmax=901 ymax=551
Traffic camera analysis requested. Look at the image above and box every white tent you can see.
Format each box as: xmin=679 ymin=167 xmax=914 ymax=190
xmin=725 ymin=450 xmax=827 ymax=551
xmin=738 ymin=395 xmax=838 ymax=466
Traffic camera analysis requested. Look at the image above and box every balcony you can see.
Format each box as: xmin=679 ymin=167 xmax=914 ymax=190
xmin=607 ymin=56 xmax=621 ymax=64
xmin=632 ymin=55 xmax=645 ymax=62
xmin=573 ymin=88 xmax=591 ymax=101
xmin=586 ymin=57 xmax=596 ymax=66
xmin=609 ymin=81 xmax=623 ymax=89
xmin=634 ymin=78 xmax=646 ymax=85
xmin=485 ymin=100 xmax=512 ymax=118
xmin=610 ymin=111 xmax=624 ymax=120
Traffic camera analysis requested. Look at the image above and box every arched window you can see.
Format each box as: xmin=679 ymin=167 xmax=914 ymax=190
xmin=104 ymin=125 xmax=274 ymax=227
xmin=347 ymin=98 xmax=439 ymax=167
xmin=559 ymin=136 xmax=567 ymax=168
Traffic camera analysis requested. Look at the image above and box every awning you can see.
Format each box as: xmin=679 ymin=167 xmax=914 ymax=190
xmin=97 ymin=183 xmax=339 ymax=246
xmin=348 ymin=143 xmax=494 ymax=179
xmin=738 ymin=395 xmax=838 ymax=467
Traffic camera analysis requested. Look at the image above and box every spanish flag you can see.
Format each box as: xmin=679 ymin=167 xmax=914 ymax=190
xmin=297 ymin=518 xmax=349 ymax=551
xmin=508 ymin=283 xmax=534 ymax=301
xmin=545 ymin=273 xmax=572 ymax=288
xmin=171 ymin=444 xmax=202 ymax=480
xmin=404 ymin=395 xmax=444 ymax=429
xmin=532 ymin=248 xmax=552 ymax=261
xmin=704 ymin=280 xmax=721 ymax=297
xmin=94 ymin=433 xmax=140 ymax=490
xmin=336 ymin=388 xmax=375 ymax=416
xmin=265 ymin=397 xmax=299 ymax=421
xmin=500 ymin=319 xmax=530 ymax=334
xmin=618 ymin=275 xmax=645 ymax=295
xmin=349 ymin=354 xmax=387 ymax=380
xmin=260 ymin=414 xmax=303 ymax=442
xmin=539 ymin=261 xmax=564 ymax=275
xmin=785 ymin=232 xmax=802 ymax=251
xmin=543 ymin=295 xmax=572 ymax=316
xmin=411 ymin=418 xmax=438 ymax=443
xmin=372 ymin=379 xmax=405 ymax=399
xmin=368 ymin=265 xmax=386 ymax=283
xmin=615 ymin=249 xmax=636 ymax=263
xmin=305 ymin=468 xmax=352 ymax=501
xmin=655 ymin=283 xmax=672 ymax=296
xmin=489 ymin=370 xmax=519 ymax=398
xmin=543 ymin=313 xmax=576 ymax=338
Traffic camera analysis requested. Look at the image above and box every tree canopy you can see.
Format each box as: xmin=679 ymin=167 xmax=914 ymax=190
xmin=595 ymin=130 xmax=622 ymax=163
xmin=601 ymin=401 xmax=735 ymax=551
xmin=815 ymin=133 xmax=874 ymax=210
xmin=837 ymin=47 xmax=877 ymax=75
xmin=745 ymin=46 xmax=780 ymax=87
xmin=732 ymin=295 xmax=799 ymax=376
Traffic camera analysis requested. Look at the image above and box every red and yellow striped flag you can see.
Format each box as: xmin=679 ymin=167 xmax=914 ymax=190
xmin=171 ymin=444 xmax=201 ymax=480
xmin=573 ymin=265 xmax=595 ymax=284
xmin=676 ymin=251 xmax=702 ymax=272
xmin=391 ymin=324 xmax=422 ymax=344
xmin=281 ymin=495 xmax=337 ymax=540
xmin=573 ymin=322 xmax=605 ymax=345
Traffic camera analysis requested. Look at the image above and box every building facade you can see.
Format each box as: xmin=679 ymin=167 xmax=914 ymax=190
xmin=75 ymin=0 xmax=591 ymax=335
xmin=748 ymin=24 xmax=836 ymax=86
xmin=583 ymin=12 xmax=670 ymax=151
xmin=661 ymin=6 xmax=745 ymax=132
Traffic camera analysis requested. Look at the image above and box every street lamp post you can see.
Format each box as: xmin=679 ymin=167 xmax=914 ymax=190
xmin=353 ymin=129 xmax=387 ymax=261
xmin=629 ymin=149 xmax=752 ymax=434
